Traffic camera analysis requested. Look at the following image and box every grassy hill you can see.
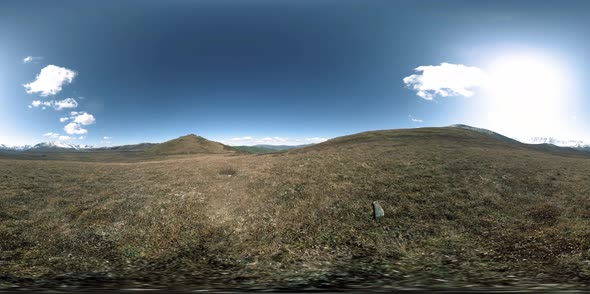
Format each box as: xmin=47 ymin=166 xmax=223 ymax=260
xmin=1 ymin=127 xmax=590 ymax=290
xmin=146 ymin=134 xmax=236 ymax=155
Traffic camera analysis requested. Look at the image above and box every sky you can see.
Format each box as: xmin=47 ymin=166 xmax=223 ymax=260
xmin=1 ymin=0 xmax=590 ymax=146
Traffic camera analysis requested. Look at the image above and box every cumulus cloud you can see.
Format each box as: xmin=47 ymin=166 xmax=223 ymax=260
xmin=64 ymin=122 xmax=88 ymax=135
xmin=103 ymin=136 xmax=112 ymax=140
xmin=59 ymin=117 xmax=70 ymax=122
xmin=43 ymin=132 xmax=60 ymax=139
xmin=403 ymin=63 xmax=487 ymax=100
xmin=43 ymin=132 xmax=73 ymax=141
xmin=54 ymin=98 xmax=78 ymax=110
xmin=23 ymin=65 xmax=76 ymax=96
xmin=222 ymin=136 xmax=328 ymax=146
xmin=63 ymin=112 xmax=96 ymax=135
xmin=409 ymin=115 xmax=423 ymax=123
xmin=29 ymin=98 xmax=78 ymax=110
xmin=73 ymin=112 xmax=96 ymax=125
xmin=23 ymin=56 xmax=43 ymax=64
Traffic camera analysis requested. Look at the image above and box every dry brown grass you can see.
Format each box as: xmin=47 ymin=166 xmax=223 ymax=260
xmin=146 ymin=134 xmax=236 ymax=155
xmin=2 ymin=127 xmax=590 ymax=290
xmin=219 ymin=166 xmax=238 ymax=176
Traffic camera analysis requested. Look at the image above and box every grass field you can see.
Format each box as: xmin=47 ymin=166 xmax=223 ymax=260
xmin=2 ymin=127 xmax=590 ymax=290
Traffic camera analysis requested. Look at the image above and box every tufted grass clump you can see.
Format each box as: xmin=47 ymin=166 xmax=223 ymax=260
xmin=219 ymin=166 xmax=238 ymax=176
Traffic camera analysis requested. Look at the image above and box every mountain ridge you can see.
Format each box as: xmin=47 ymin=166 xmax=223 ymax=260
xmin=2 ymin=126 xmax=589 ymax=154
xmin=522 ymin=136 xmax=590 ymax=151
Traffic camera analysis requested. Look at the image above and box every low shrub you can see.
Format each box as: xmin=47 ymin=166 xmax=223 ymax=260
xmin=219 ymin=166 xmax=237 ymax=176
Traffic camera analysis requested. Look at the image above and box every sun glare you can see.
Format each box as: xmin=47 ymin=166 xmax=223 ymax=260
xmin=481 ymin=53 xmax=573 ymax=138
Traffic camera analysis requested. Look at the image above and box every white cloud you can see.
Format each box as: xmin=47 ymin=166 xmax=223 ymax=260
xmin=403 ymin=62 xmax=487 ymax=100
xmin=221 ymin=136 xmax=328 ymax=146
xmin=304 ymin=137 xmax=327 ymax=142
xmin=64 ymin=122 xmax=88 ymax=135
xmin=73 ymin=112 xmax=95 ymax=125
xmin=303 ymin=137 xmax=328 ymax=143
xmin=43 ymin=132 xmax=73 ymax=141
xmin=29 ymin=98 xmax=78 ymax=110
xmin=53 ymin=98 xmax=78 ymax=110
xmin=229 ymin=136 xmax=253 ymax=141
xmin=23 ymin=56 xmax=43 ymax=64
xmin=103 ymin=136 xmax=112 ymax=140
xmin=78 ymin=136 xmax=85 ymax=140
xmin=23 ymin=65 xmax=76 ymax=96
xmin=62 ymin=112 xmax=95 ymax=135
xmin=43 ymin=132 xmax=60 ymax=139
xmin=409 ymin=115 xmax=423 ymax=123
xmin=59 ymin=111 xmax=96 ymax=136
xmin=261 ymin=137 xmax=288 ymax=142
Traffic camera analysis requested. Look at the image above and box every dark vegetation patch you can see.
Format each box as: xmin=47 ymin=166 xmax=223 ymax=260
xmin=219 ymin=166 xmax=238 ymax=176
xmin=528 ymin=202 xmax=562 ymax=224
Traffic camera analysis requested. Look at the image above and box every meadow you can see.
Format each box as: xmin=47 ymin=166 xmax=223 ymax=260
xmin=2 ymin=127 xmax=590 ymax=290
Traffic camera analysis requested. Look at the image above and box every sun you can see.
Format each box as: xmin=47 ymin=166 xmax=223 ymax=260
xmin=480 ymin=53 xmax=573 ymax=138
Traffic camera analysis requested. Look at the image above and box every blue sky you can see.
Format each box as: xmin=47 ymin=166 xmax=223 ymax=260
xmin=1 ymin=0 xmax=589 ymax=146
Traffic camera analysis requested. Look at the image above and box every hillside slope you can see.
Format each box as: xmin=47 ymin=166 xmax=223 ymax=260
xmin=92 ymin=143 xmax=157 ymax=152
xmin=2 ymin=127 xmax=590 ymax=290
xmin=296 ymin=126 xmax=590 ymax=157
xmin=147 ymin=134 xmax=236 ymax=155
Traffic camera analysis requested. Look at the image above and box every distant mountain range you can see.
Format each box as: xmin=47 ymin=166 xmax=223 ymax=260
xmin=0 ymin=144 xmax=32 ymax=151
xmin=520 ymin=137 xmax=590 ymax=151
xmin=0 ymin=142 xmax=93 ymax=152
xmin=232 ymin=144 xmax=313 ymax=154
xmin=449 ymin=124 xmax=590 ymax=152
xmin=0 ymin=136 xmax=310 ymax=154
xmin=2 ymin=126 xmax=589 ymax=153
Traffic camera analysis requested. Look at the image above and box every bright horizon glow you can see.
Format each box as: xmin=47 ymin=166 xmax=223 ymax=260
xmin=476 ymin=52 xmax=580 ymax=140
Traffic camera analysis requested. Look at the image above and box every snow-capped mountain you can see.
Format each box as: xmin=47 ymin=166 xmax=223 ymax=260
xmin=449 ymin=124 xmax=590 ymax=152
xmin=0 ymin=144 xmax=33 ymax=151
xmin=0 ymin=142 xmax=94 ymax=151
xmin=32 ymin=142 xmax=94 ymax=150
xmin=521 ymin=137 xmax=590 ymax=151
